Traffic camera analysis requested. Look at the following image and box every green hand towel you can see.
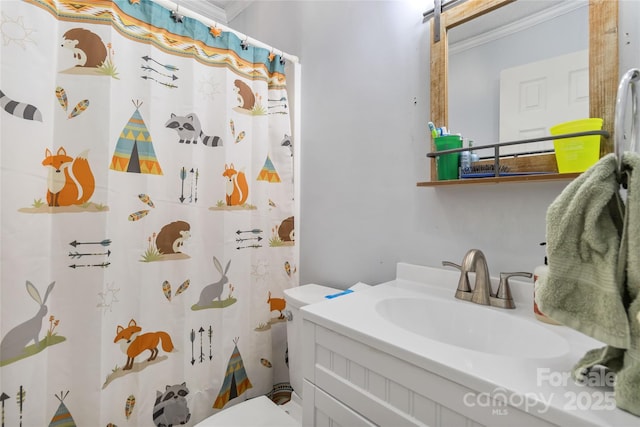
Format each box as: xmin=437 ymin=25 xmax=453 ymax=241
xmin=572 ymin=345 xmax=625 ymax=380
xmin=611 ymin=152 xmax=640 ymax=416
xmin=537 ymin=153 xmax=630 ymax=348
xmin=616 ymin=352 xmax=640 ymax=416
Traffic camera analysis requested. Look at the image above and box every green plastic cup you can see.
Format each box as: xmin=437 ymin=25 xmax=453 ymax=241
xmin=434 ymin=135 xmax=462 ymax=180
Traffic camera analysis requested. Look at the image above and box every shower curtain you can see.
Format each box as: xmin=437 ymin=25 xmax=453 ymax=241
xmin=0 ymin=0 xmax=298 ymax=425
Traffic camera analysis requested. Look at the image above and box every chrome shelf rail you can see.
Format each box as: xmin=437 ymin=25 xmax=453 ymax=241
xmin=426 ymin=130 xmax=610 ymax=177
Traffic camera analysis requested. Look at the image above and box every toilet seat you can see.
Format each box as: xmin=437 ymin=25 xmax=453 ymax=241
xmin=194 ymin=396 xmax=299 ymax=426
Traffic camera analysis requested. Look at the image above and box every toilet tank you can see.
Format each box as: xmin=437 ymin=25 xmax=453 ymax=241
xmin=284 ymin=284 xmax=338 ymax=398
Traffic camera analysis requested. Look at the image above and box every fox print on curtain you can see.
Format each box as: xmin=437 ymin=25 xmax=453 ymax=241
xmin=0 ymin=0 xmax=298 ymax=425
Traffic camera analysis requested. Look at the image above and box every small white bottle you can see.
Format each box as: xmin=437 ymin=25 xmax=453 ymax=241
xmin=459 ymin=139 xmax=471 ymax=176
xmin=469 ymin=140 xmax=479 ymax=163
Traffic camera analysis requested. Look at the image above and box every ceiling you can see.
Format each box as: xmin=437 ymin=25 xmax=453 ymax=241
xmin=180 ymin=0 xmax=253 ymax=24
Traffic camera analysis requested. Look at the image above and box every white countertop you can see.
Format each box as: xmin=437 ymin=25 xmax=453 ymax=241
xmin=301 ymin=262 xmax=639 ymax=427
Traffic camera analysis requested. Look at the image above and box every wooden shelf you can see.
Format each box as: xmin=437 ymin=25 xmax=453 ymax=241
xmin=417 ymin=172 xmax=579 ymax=187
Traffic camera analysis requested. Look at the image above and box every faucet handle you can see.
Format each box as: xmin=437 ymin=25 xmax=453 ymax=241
xmin=494 ymin=272 xmax=533 ymax=307
xmin=442 ymin=260 xmax=472 ymax=298
xmin=442 ymin=260 xmax=462 ymax=271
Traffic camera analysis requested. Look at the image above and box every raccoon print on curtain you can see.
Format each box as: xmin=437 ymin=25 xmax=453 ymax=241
xmin=0 ymin=0 xmax=298 ymax=425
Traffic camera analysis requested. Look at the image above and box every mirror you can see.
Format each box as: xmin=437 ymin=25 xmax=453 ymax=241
xmin=429 ymin=0 xmax=618 ymax=181
xmin=449 ymin=1 xmax=588 ymax=156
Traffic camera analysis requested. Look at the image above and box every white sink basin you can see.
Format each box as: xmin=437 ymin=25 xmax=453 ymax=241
xmin=375 ymin=297 xmax=570 ymax=359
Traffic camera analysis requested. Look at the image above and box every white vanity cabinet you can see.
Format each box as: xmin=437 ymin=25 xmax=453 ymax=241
xmin=301 ymin=319 xmax=554 ymax=427
xmin=299 ymin=264 xmax=639 ymax=427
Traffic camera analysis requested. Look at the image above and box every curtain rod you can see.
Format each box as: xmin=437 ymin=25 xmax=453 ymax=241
xmin=151 ymin=0 xmax=299 ymax=63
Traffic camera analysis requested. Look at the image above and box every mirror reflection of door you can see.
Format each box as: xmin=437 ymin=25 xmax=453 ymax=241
xmin=499 ymin=50 xmax=588 ymax=155
xmin=447 ymin=0 xmax=588 ymax=158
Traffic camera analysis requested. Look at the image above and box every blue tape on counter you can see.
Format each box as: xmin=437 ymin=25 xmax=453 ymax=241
xmin=324 ymin=289 xmax=354 ymax=299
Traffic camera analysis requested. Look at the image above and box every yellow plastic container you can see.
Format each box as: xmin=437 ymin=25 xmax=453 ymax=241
xmin=550 ymin=118 xmax=603 ymax=173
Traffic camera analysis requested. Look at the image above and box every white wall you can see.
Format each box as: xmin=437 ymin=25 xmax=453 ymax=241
xmin=230 ymin=0 xmax=640 ymax=289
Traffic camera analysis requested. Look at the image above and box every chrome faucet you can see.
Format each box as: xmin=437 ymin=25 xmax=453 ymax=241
xmin=443 ymin=249 xmax=532 ymax=309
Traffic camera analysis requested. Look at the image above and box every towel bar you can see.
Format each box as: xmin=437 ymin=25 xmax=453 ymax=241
xmin=614 ymin=68 xmax=640 ymax=171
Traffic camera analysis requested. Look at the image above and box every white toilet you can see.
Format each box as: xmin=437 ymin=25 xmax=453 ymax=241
xmin=195 ymin=284 xmax=339 ymax=426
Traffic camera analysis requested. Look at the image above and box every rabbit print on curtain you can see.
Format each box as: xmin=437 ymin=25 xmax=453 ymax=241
xmin=0 ymin=0 xmax=298 ymax=425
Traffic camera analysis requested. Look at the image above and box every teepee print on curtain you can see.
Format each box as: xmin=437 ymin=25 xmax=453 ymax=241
xmin=48 ymin=391 xmax=76 ymax=427
xmin=110 ymin=100 xmax=163 ymax=175
xmin=1 ymin=0 xmax=297 ymax=425
xmin=257 ymin=155 xmax=281 ymax=183
xmin=213 ymin=338 xmax=253 ymax=409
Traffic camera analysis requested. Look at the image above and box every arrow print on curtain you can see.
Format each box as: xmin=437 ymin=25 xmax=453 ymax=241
xmin=68 ymin=239 xmax=112 ymax=268
xmin=190 ymin=326 xmax=214 ymax=365
xmin=179 ymin=167 xmax=199 ymax=204
xmin=140 ymin=55 xmax=179 ymax=89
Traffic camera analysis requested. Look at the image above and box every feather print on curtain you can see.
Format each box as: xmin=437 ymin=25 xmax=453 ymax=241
xmin=0 ymin=0 xmax=298 ymax=425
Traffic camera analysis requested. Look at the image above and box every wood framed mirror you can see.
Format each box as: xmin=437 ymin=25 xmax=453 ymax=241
xmin=428 ymin=0 xmax=618 ymax=183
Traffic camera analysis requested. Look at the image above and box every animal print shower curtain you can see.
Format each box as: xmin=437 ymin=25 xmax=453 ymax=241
xmin=0 ymin=1 xmax=298 ymax=425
